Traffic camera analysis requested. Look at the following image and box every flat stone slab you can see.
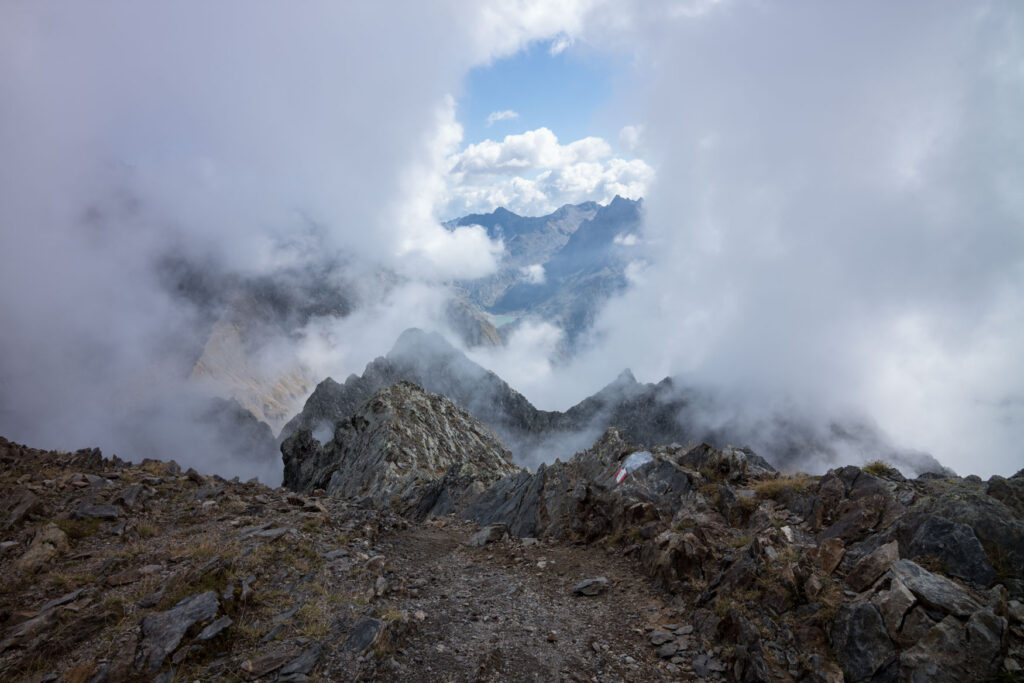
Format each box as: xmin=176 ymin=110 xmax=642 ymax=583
xmin=572 ymin=577 xmax=609 ymax=596
xmin=889 ymin=559 xmax=982 ymax=618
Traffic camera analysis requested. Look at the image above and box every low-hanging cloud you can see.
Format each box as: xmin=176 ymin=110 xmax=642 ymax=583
xmin=541 ymin=0 xmax=1024 ymax=478
xmin=0 ymin=1 xmax=592 ymax=481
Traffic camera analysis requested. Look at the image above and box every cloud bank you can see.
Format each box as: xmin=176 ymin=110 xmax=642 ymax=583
xmin=0 ymin=1 xmax=592 ymax=480
xmin=444 ymin=126 xmax=653 ymax=216
xmin=511 ymin=0 xmax=1023 ymax=478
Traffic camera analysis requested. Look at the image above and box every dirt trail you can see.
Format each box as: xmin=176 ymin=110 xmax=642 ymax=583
xmin=370 ymin=520 xmax=685 ymax=682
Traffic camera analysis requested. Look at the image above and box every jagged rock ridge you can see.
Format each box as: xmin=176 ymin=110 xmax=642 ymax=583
xmin=281 ymin=328 xmax=952 ymax=476
xmin=282 ymin=381 xmax=518 ymax=518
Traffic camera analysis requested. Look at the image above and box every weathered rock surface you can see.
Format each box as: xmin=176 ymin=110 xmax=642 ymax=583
xmin=831 ymin=602 xmax=895 ymax=682
xmin=466 ymin=427 xmax=705 ymax=541
xmin=282 ymin=382 xmax=517 ymax=517
xmin=572 ymin=577 xmax=609 ymax=596
xmin=888 ymin=559 xmax=982 ymax=618
xmin=136 ymin=591 xmax=221 ymax=673
xmin=846 ymin=540 xmax=900 ymax=592
xmin=14 ymin=522 xmax=68 ymax=572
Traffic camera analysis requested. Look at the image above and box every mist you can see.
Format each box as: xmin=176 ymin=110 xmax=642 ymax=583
xmin=496 ymin=1 xmax=1024 ymax=478
xmin=1 ymin=2 xmax=1021 ymax=482
xmin=0 ymin=2 xmax=584 ymax=481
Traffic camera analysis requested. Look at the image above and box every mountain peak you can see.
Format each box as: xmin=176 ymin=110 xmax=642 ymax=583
xmin=615 ymin=368 xmax=638 ymax=385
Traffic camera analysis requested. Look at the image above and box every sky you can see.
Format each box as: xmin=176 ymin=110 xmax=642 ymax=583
xmin=458 ymin=38 xmax=619 ymax=146
xmin=0 ymin=1 xmax=1021 ymax=479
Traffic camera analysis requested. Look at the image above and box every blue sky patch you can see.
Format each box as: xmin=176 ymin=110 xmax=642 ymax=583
xmin=458 ymin=39 xmax=618 ymax=146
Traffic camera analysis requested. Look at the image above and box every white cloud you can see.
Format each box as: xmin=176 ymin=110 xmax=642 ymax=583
xmin=444 ymin=127 xmax=653 ymax=215
xmin=520 ymin=263 xmax=546 ymax=283
xmin=619 ymin=124 xmax=644 ymax=155
xmin=486 ymin=109 xmax=519 ymax=126
xmin=466 ymin=319 xmax=565 ymax=397
xmin=452 ymin=127 xmax=611 ymax=175
xmin=389 ymin=97 xmax=505 ymax=280
xmin=549 ymin=33 xmax=574 ymax=55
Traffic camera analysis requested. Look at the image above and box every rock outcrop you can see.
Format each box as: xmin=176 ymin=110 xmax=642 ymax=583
xmin=454 ymin=428 xmax=1024 ymax=680
xmin=282 ymin=382 xmax=518 ymax=518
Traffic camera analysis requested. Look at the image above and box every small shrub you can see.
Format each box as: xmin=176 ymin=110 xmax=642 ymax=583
xmin=379 ymin=606 xmax=404 ymax=622
xmin=738 ymin=496 xmax=759 ymax=513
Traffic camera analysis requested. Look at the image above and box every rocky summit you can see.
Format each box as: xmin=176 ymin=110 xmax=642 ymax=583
xmin=282 ymin=381 xmax=518 ymax=518
xmin=1 ymin=384 xmax=1023 ymax=682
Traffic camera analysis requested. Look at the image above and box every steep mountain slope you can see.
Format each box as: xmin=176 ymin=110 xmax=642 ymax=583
xmin=280 ymin=328 xmax=951 ymax=476
xmin=449 ymin=201 xmax=599 ymax=306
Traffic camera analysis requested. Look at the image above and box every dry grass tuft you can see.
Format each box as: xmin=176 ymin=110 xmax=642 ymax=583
xmin=751 ymin=475 xmax=814 ymax=499
xmin=862 ymin=460 xmax=898 ymax=478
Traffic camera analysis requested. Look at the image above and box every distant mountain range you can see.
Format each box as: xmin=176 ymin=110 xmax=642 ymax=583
xmin=450 ymin=195 xmax=643 ymax=348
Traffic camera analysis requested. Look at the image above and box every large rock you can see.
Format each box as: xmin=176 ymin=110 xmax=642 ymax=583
xmin=466 ymin=428 xmax=697 ymax=542
xmin=818 ymin=467 xmax=904 ymax=543
xmin=846 ymin=541 xmax=900 ymax=593
xmin=14 ymin=522 xmax=68 ymax=572
xmin=898 ymin=609 xmax=1006 ymax=682
xmin=888 ymin=560 xmax=981 ymax=618
xmin=830 ymin=602 xmax=895 ymax=682
xmin=282 ymin=382 xmax=517 ymax=516
xmin=677 ymin=443 xmax=776 ymax=482
xmin=905 ymin=516 xmax=995 ymax=586
xmin=136 ymin=591 xmax=220 ymax=673
xmin=892 ymin=477 xmax=1024 ymax=594
xmin=985 ymin=473 xmax=1024 ymax=518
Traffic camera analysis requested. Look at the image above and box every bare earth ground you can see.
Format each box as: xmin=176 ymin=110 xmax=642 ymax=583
xmin=365 ymin=521 xmax=681 ymax=682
